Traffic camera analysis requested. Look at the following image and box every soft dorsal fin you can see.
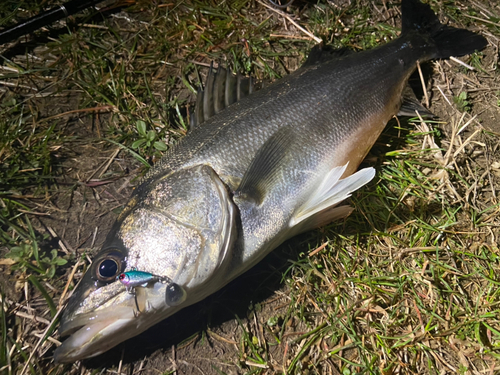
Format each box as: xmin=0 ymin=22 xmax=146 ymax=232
xmin=190 ymin=65 xmax=254 ymax=129
xmin=301 ymin=44 xmax=354 ymax=68
xmin=303 ymin=45 xmax=434 ymax=118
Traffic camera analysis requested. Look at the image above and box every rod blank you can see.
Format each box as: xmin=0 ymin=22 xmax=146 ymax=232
xmin=0 ymin=0 xmax=106 ymax=45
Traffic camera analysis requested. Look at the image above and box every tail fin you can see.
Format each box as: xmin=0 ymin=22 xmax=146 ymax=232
xmin=402 ymin=0 xmax=487 ymax=59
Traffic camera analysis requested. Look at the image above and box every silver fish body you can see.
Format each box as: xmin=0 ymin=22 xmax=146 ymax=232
xmin=54 ymin=0 xmax=487 ymax=362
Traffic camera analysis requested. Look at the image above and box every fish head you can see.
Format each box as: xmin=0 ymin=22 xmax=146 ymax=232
xmin=55 ymin=165 xmax=237 ymax=362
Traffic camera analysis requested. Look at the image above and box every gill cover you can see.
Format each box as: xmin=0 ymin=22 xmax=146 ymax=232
xmin=56 ymin=165 xmax=237 ymax=362
xmin=117 ymin=164 xmax=237 ymax=289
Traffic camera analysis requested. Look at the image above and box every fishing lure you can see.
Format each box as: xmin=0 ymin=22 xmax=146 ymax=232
xmin=118 ymin=270 xmax=186 ymax=307
xmin=117 ymin=270 xmax=160 ymax=291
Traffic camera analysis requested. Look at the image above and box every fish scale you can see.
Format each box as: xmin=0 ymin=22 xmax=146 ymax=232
xmin=54 ymin=0 xmax=488 ymax=362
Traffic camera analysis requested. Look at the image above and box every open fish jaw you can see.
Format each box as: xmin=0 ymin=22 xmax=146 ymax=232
xmin=56 ymin=281 xmax=170 ymax=362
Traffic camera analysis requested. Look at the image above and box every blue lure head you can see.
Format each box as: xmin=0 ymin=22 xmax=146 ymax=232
xmin=117 ymin=270 xmax=158 ymax=288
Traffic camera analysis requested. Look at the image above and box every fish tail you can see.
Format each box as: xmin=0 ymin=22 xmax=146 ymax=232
xmin=402 ymin=0 xmax=487 ymax=59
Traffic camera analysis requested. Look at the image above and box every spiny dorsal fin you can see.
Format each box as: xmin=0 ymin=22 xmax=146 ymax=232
xmin=190 ymin=64 xmax=254 ymax=129
xmin=224 ymin=67 xmax=237 ymax=108
xmin=203 ymin=61 xmax=216 ymax=121
xmin=191 ymin=86 xmax=204 ymax=130
xmin=213 ymin=65 xmax=226 ymax=114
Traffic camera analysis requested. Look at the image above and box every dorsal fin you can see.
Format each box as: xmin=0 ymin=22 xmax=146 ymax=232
xmin=301 ymin=44 xmax=354 ymax=68
xmin=190 ymin=65 xmax=254 ymax=129
xmin=188 ymin=44 xmax=434 ymax=129
xmin=213 ymin=66 xmax=226 ymax=114
xmin=190 ymin=45 xmax=354 ymax=129
xmin=203 ymin=61 xmax=216 ymax=121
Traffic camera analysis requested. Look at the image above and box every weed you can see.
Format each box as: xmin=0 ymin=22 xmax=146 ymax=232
xmin=6 ymin=241 xmax=67 ymax=279
xmin=469 ymin=51 xmax=486 ymax=72
xmin=453 ymin=91 xmax=471 ymax=112
xmin=131 ymin=120 xmax=168 ymax=152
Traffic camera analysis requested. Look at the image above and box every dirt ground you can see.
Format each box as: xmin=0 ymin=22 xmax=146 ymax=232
xmin=1 ymin=0 xmax=500 ymax=374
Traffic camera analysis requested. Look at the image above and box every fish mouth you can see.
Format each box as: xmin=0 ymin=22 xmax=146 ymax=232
xmin=54 ymin=305 xmax=136 ymax=363
xmin=54 ymin=282 xmax=177 ymax=363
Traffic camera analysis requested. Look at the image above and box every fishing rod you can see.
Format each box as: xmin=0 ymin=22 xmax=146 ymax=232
xmin=0 ymin=0 xmax=107 ymax=45
xmin=0 ymin=0 xmax=296 ymax=46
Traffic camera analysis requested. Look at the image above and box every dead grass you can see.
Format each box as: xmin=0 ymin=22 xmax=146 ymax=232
xmin=1 ymin=0 xmax=500 ymax=374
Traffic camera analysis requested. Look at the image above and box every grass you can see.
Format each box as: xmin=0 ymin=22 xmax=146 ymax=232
xmin=282 ymin=119 xmax=500 ymax=373
xmin=1 ymin=0 xmax=500 ymax=374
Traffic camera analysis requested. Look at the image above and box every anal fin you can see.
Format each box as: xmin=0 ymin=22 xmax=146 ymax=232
xmin=398 ymin=86 xmax=435 ymax=118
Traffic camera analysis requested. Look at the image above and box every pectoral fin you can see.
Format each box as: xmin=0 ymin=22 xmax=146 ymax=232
xmin=289 ymin=164 xmax=375 ymax=230
xmin=235 ymin=128 xmax=294 ymax=205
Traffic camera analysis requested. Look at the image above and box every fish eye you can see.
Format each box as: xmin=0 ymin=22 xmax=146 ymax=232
xmin=165 ymin=283 xmax=186 ymax=306
xmin=94 ymin=257 xmax=122 ymax=282
xmin=91 ymin=249 xmax=125 ymax=283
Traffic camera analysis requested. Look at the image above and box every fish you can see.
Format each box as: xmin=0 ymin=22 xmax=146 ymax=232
xmin=54 ymin=0 xmax=487 ymax=363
